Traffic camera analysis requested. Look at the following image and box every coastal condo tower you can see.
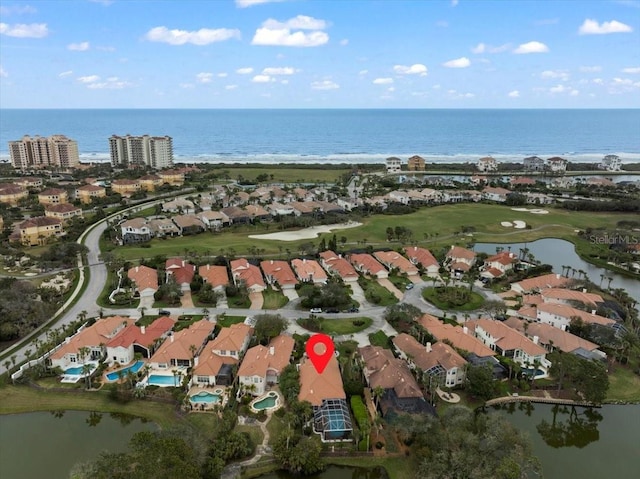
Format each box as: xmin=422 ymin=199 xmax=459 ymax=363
xmin=9 ymin=135 xmax=80 ymax=170
xmin=109 ymin=134 xmax=173 ymax=169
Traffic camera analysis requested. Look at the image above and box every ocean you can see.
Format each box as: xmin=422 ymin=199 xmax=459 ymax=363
xmin=1 ymin=109 xmax=639 ymax=165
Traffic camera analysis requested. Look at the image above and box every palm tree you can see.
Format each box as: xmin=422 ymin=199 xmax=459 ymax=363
xmin=82 ymin=363 xmax=93 ymax=389
xmin=372 ymin=385 xmax=384 ymax=412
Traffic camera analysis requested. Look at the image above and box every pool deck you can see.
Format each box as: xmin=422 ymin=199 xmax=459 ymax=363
xmin=102 ymin=359 xmax=147 ymax=383
xmin=188 ymin=385 xmax=229 ymax=411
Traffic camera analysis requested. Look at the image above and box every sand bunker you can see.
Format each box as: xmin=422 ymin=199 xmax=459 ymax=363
xmin=510 ymin=208 xmax=529 ymax=212
xmin=501 ymin=221 xmax=513 ymax=227
xmin=530 ymin=209 xmax=549 ymax=214
xmin=513 ymin=220 xmax=527 ymax=229
xmin=249 ymin=222 xmax=362 ymax=242
xmin=511 ymin=207 xmax=549 ymax=215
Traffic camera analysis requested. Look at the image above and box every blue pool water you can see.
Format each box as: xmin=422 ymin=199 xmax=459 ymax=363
xmin=64 ymin=366 xmax=85 ymax=375
xmin=106 ymin=361 xmax=145 ymax=381
xmin=252 ymin=393 xmax=278 ymax=410
xmin=190 ymin=392 xmax=220 ymax=404
xmin=148 ymin=375 xmax=181 ymax=387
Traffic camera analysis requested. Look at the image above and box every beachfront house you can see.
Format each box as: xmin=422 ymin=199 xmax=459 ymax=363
xmin=238 ymin=335 xmax=295 ymax=396
xmin=599 ymin=154 xmax=622 ymax=171
xmin=523 ymin=156 xmax=545 ymax=171
xmin=476 ymin=156 xmax=498 ymax=172
xmin=386 ymin=157 xmax=402 ymax=173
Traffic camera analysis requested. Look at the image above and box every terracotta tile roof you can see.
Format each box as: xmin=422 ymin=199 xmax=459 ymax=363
xmin=18 ymin=216 xmax=62 ymax=228
xmin=172 ymin=215 xmax=205 ymax=230
xmin=503 ymin=317 xmax=600 ymax=354
xmin=291 ymin=258 xmax=328 ymax=282
xmin=106 ymin=316 xmax=175 ymax=349
xmin=238 ymin=335 xmax=295 ymax=378
xmin=150 ymin=320 xmax=215 ymax=364
xmin=417 ymin=314 xmax=496 ymax=357
xmin=127 ymin=265 xmax=158 ymax=291
xmin=393 ymin=333 xmax=467 ymax=371
xmin=245 ymin=204 xmax=270 ymax=217
xmin=45 ymin=203 xmax=81 ymax=214
xmin=486 ymin=251 xmax=518 ymax=266
xmin=348 ymin=253 xmax=387 ymax=276
xmin=230 ymin=258 xmax=266 ymax=288
xmin=535 ymin=303 xmax=616 ymax=327
xmin=318 ymin=250 xmax=358 ymax=280
xmin=449 ymin=261 xmax=471 ymax=272
xmin=483 ymin=186 xmax=512 ymax=196
xmin=298 ymin=355 xmax=345 ymax=407
xmin=121 ymin=217 xmax=148 ymax=230
xmin=404 ymin=246 xmax=439 ymax=269
xmin=76 ymin=184 xmax=104 ymax=192
xmin=540 ymin=288 xmax=604 ymax=308
xmin=209 ymin=323 xmax=254 ymax=354
xmin=39 ymin=188 xmax=66 ymax=196
xmin=198 ymin=265 xmax=230 ymax=288
xmin=358 ymin=345 xmax=423 ymax=399
xmin=373 ymin=251 xmax=419 ymax=274
xmin=165 ymin=258 xmax=195 ymax=285
xmin=446 ymin=245 xmax=476 ymax=261
xmin=260 ymin=260 xmax=298 ymax=287
xmin=481 ymin=267 xmax=504 ymax=278
xmin=522 ymin=295 xmax=543 ymax=306
xmin=50 ymin=316 xmax=135 ymax=360
xmin=466 ymin=318 xmax=547 ymax=356
xmin=511 ymin=273 xmax=572 ymax=293
xmin=112 ymin=179 xmax=139 ymax=186
xmin=193 ymin=349 xmax=238 ymax=377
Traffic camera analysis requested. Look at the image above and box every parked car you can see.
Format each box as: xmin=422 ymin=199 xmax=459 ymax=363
xmin=159 ymin=309 xmax=170 ymax=315
xmin=310 ymin=308 xmax=323 ymax=314
xmin=324 ymin=308 xmax=340 ymax=314
xmin=405 ymin=283 xmax=414 ymax=290
xmin=346 ymin=307 xmax=360 ymax=313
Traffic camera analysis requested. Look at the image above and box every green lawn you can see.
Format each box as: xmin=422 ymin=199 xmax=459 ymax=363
xmin=359 ymin=278 xmax=399 ymax=306
xmin=199 ymin=166 xmax=350 ymax=184
xmin=265 ymin=413 xmax=286 ymax=445
xmin=235 ymin=423 xmax=265 ymax=449
xmin=216 ymin=314 xmax=246 ymax=327
xmin=368 ymin=330 xmax=393 ymax=349
xmin=607 ymin=364 xmax=640 ymax=403
xmin=297 ymin=317 xmax=373 ymax=335
xmin=262 ymin=288 xmax=289 ymax=309
xmin=422 ymin=286 xmax=485 ymax=311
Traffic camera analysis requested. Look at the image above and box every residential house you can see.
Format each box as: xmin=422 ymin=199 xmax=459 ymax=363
xmin=199 ymin=264 xmax=230 ymax=291
xmin=149 ymin=320 xmax=215 ymax=370
xmin=158 ymin=169 xmax=185 ymax=186
xmin=209 ymin=323 xmax=254 ymax=361
xmin=291 ymin=258 xmax=328 ymax=284
xmin=348 ymin=253 xmax=388 ymax=279
xmin=223 ymin=191 xmax=250 ymax=208
xmin=14 ymin=177 xmax=43 ymax=189
xmin=120 ymin=217 xmax=151 ymax=244
xmin=523 ymin=156 xmax=545 ymax=171
xmin=386 ymin=157 xmax=402 ymax=173
xmin=418 ymin=314 xmax=496 ymax=357
xmin=221 ymin=206 xmax=252 ymax=224
xmin=518 ymin=303 xmax=616 ymax=331
xmin=127 ymin=265 xmax=158 ymax=298
xmin=75 ymin=184 xmax=106 ymax=204
xmin=387 ymin=190 xmax=411 ymax=205
xmin=298 ymin=355 xmax=353 ymax=442
xmin=106 ymin=316 xmax=176 ymax=365
xmin=599 ymin=154 xmax=622 ymax=172
xmin=444 ymin=245 xmax=476 ymax=274
xmin=482 ymin=186 xmax=512 ymax=203
xmin=392 ymin=334 xmax=467 ymax=388
xmin=165 ymin=258 xmax=196 ymax=291
xmin=38 ymin=188 xmax=68 ymax=205
xmin=268 ymin=203 xmax=297 ymax=217
xmin=44 ymin=203 xmax=83 ymax=224
xmin=374 ymin=250 xmax=419 ymax=277
xmin=148 ymin=218 xmax=180 ymax=238
xmin=10 ymin=216 xmax=64 ymax=246
xmin=466 ymin=318 xmax=550 ymax=377
xmin=172 ymin=215 xmax=206 ymax=235
xmin=481 ymin=251 xmax=518 ymax=279
xmin=404 ymin=246 xmax=439 ymax=275
xmin=503 ymin=317 xmax=606 ymax=361
xmin=139 ymin=174 xmax=162 ymax=192
xmin=545 ymin=157 xmax=567 ymax=173
xmin=407 ymin=155 xmax=426 ymax=171
xmin=318 ymin=250 xmax=359 ymax=282
xmin=0 ymin=184 xmax=28 ymax=206
xmin=198 ymin=210 xmax=231 ymax=230
xmin=162 ymin=198 xmax=195 ymax=214
xmin=230 ymin=258 xmax=266 ymax=293
xmin=540 ymin=288 xmax=604 ymax=309
xmin=586 ymin=177 xmax=615 ymax=187
xmin=49 ymin=316 xmax=135 ymax=370
xmin=238 ymin=335 xmax=295 ymax=396
xmin=261 ymin=260 xmax=298 ymax=290
xmin=358 ymin=345 xmax=429 ymax=416
xmin=477 ymin=156 xmax=498 ymax=172
xmin=510 ymin=273 xmax=572 ymax=294
xmin=470 ymin=175 xmax=488 ymax=186
xmin=524 ymin=192 xmax=553 ymax=205
xmin=111 ymin=179 xmax=141 ymax=197
xmin=510 ymin=177 xmax=536 ymax=187
xmin=244 ymin=204 xmax=271 ymax=222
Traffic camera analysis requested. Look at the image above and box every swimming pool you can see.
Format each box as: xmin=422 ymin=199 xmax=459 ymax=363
xmin=251 ymin=391 xmax=279 ymax=411
xmin=106 ymin=361 xmax=145 ymax=381
xmin=190 ymin=391 xmax=221 ymax=404
xmin=64 ymin=365 xmax=85 ymax=375
xmin=148 ymin=375 xmax=181 ymax=387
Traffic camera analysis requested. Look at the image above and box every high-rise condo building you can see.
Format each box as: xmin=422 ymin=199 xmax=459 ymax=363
xmin=8 ymin=135 xmax=80 ymax=170
xmin=109 ymin=134 xmax=173 ymax=169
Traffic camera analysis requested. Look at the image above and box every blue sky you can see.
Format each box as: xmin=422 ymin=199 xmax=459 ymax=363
xmin=1 ymin=0 xmax=639 ymax=108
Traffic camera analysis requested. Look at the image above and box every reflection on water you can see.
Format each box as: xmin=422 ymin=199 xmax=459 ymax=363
xmin=535 ymin=405 xmax=602 ymax=449
xmin=259 ymin=465 xmax=389 ymax=479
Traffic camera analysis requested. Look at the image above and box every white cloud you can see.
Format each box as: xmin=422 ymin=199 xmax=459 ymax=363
xmin=340 ymin=39 xmax=349 ymax=46
xmin=217 ymin=72 xmax=228 ymax=78
xmin=471 ymin=43 xmax=485 ymax=54
xmin=622 ymin=67 xmax=640 ymax=73
xmin=180 ymin=83 xmax=194 ymax=89
xmin=252 ymin=15 xmax=329 ymax=47
xmin=0 ymin=22 xmax=48 ymax=38
xmin=550 ymin=84 xmax=566 ymax=93
xmin=67 ymin=41 xmax=90 ymax=51
xmin=443 ymin=57 xmax=470 ymax=68
xmin=252 ymin=74 xmax=274 ymax=83
xmin=311 ymin=80 xmax=339 ymax=90
xmin=373 ymin=77 xmax=393 ymax=84
xmin=451 ymin=0 xmax=459 ymax=6
xmin=387 ymin=87 xmax=395 ymax=92
xmin=593 ymin=78 xmax=604 ymax=84
xmin=513 ymin=41 xmax=549 ymax=54
xmin=77 ymin=75 xmax=100 ymax=84
xmin=432 ymin=84 xmax=441 ymax=89
xmin=393 ymin=64 xmax=428 ymax=75
xmin=541 ymin=70 xmax=569 ymax=81
xmin=570 ymin=89 xmax=579 ymax=96
xmin=508 ymin=90 xmax=520 ymax=98
xmin=235 ymin=0 xmax=286 ymax=7
xmin=236 ymin=67 xmax=254 ymax=74
xmin=471 ymin=42 xmax=510 ymax=54
xmin=578 ymin=19 xmax=633 ymax=35
xmin=225 ymin=84 xmax=238 ymax=90
xmin=358 ymin=70 xmax=368 ymax=75
xmin=196 ymin=72 xmax=213 ymax=83
xmin=262 ymin=67 xmax=296 ymax=75
xmin=0 ymin=5 xmax=37 ymax=15
xmin=280 ymin=79 xmax=289 ymax=85
xmin=580 ymin=65 xmax=602 ymax=73
xmin=0 ymin=66 xmax=7 ymax=78
xmin=145 ymin=26 xmax=241 ymax=45
xmin=58 ymin=70 xmax=73 ymax=77
xmin=78 ymin=75 xmax=132 ymax=89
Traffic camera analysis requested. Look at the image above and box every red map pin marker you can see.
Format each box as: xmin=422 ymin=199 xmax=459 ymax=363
xmin=305 ymin=334 xmax=335 ymax=374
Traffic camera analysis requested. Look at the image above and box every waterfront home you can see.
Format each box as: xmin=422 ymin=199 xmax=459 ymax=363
xmin=165 ymin=258 xmax=196 ymax=291
xmin=466 ymin=318 xmax=550 ymax=377
xmin=120 ymin=218 xmax=151 ymax=244
xmin=106 ymin=316 xmax=175 ymax=365
xmin=75 ymin=184 xmax=106 ymax=204
xmin=298 ymin=355 xmax=353 ymax=442
xmin=503 ymin=317 xmax=606 ymax=361
xmin=348 ymin=253 xmax=388 ymax=279
xmin=545 ymin=157 xmax=567 ymax=173
xmin=191 ymin=350 xmax=237 ymax=387
xmin=209 ymin=323 xmax=254 ymax=360
xmin=38 ymin=188 xmax=68 ymax=206
xmin=523 ymin=156 xmax=545 ymax=171
xmin=392 ymin=333 xmax=467 ymax=388
xmin=444 ymin=245 xmax=476 ymax=274
xmin=171 ymin=214 xmax=206 ymax=235
xmin=261 ymin=260 xmax=298 ymax=290
xmin=230 ymin=258 xmax=266 ymax=293
xmin=199 ymin=264 xmax=230 ymax=291
xmin=358 ymin=345 xmax=429 ymax=416
xmin=539 ymin=288 xmax=604 ymax=309
xmin=319 ymin=250 xmax=359 ymax=282
xmin=482 ymin=186 xmax=511 ymax=203
xmin=148 ymin=218 xmax=180 ymax=238
xmin=386 ymin=157 xmax=402 ymax=173
xmin=44 ymin=203 xmax=83 ymax=224
xmin=238 ymin=335 xmax=295 ymax=396
xmin=49 ymin=316 xmax=135 ymax=371
xmin=127 ymin=265 xmax=158 ymax=299
xmin=0 ymin=184 xmax=28 ymax=206
xmin=481 ymin=251 xmax=518 ymax=279
xmin=510 ymin=177 xmax=536 ymax=187
xmin=524 ymin=192 xmax=554 ymax=205
xmin=404 ymin=246 xmax=439 ymax=275
xmin=407 ymin=155 xmax=426 ymax=171
xmin=148 ymin=320 xmax=215 ymax=370
xmin=10 ymin=216 xmax=64 ymax=246
xmin=517 ymin=303 xmax=616 ymax=332
xmin=586 ymin=177 xmax=615 ymax=187
xmin=476 ymin=156 xmax=498 ymax=172
xmin=599 ymin=154 xmax=622 ymax=171
xmin=111 ymin=179 xmax=141 ymax=197
xmin=510 ymin=273 xmax=572 ymax=294
xmin=162 ymin=198 xmax=195 ymax=214
xmin=291 ymin=258 xmax=328 ymax=284
xmin=198 ymin=210 xmax=231 ymax=230
xmin=374 ymin=250 xmax=420 ymax=277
